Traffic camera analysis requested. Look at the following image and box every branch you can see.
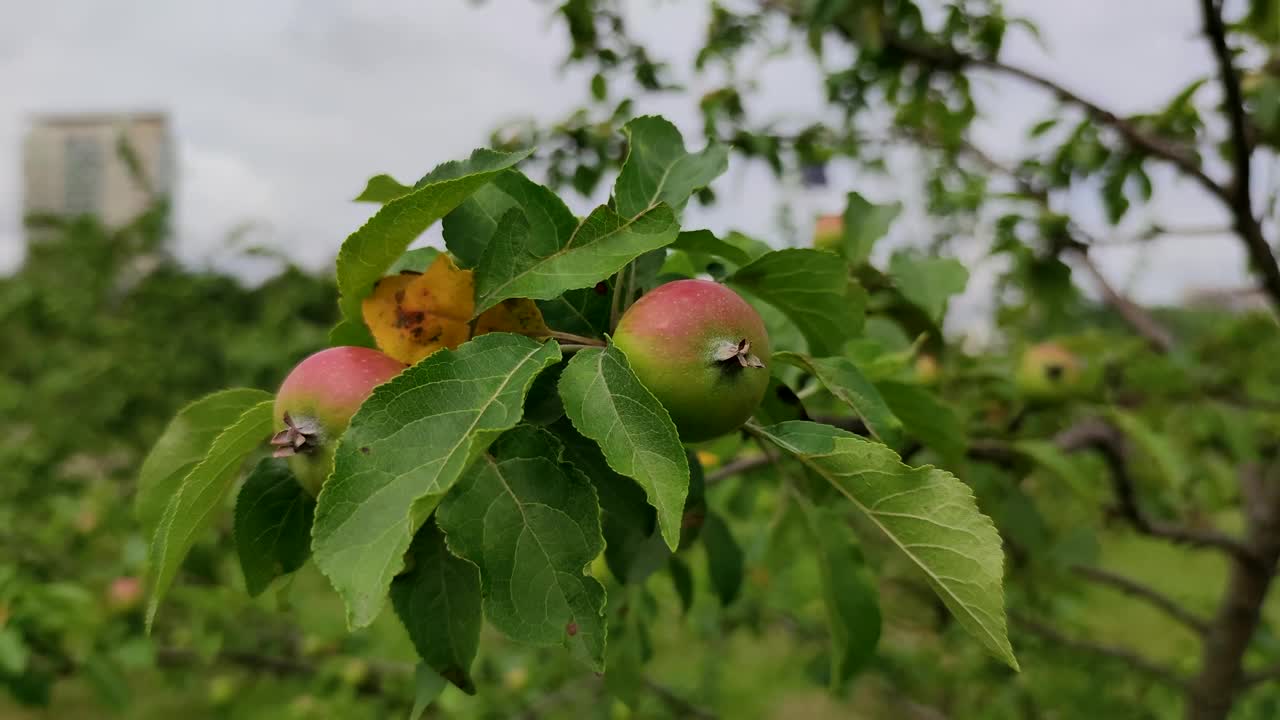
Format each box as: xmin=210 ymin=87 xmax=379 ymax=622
xmin=1054 ymin=418 xmax=1257 ymax=564
xmin=155 ymin=647 xmax=412 ymax=698
xmin=1241 ymin=662 xmax=1280 ymax=688
xmin=1198 ymin=0 xmax=1280 ymax=308
xmin=644 ymin=679 xmax=719 ymax=720
xmin=1012 ymin=613 xmax=1187 ymax=688
xmin=705 ymin=453 xmax=773 ymax=485
xmin=1070 ymin=564 xmax=1209 ymax=635
xmin=884 ymin=37 xmax=1226 ymax=202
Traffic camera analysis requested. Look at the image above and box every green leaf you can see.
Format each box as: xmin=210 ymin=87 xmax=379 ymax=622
xmin=388 ymin=247 xmax=440 ymax=275
xmin=409 ymin=663 xmax=448 ymax=719
xmin=613 ymin=116 xmax=729 ymax=219
xmin=136 ymin=388 xmax=272 ymax=536
xmin=312 ymin=333 xmax=561 ymax=629
xmin=145 ymin=399 xmax=275 ymax=630
xmin=1106 ymin=409 xmax=1187 ymax=493
xmin=839 ymin=192 xmax=901 ymax=266
xmin=0 ymin=628 xmax=29 ymax=675
xmin=354 ymin=174 xmax=413 ymax=204
xmin=877 ymin=381 xmax=967 ymax=465
xmin=391 ymin=520 xmax=482 ymax=694
xmin=888 ymin=253 xmax=969 ymax=324
xmin=233 ymin=458 xmax=316 ymax=597
xmin=335 ymin=148 xmax=531 ymax=340
xmin=441 ymin=173 xmax=524 ymax=268
xmin=558 ymin=346 xmax=690 ymax=551
xmin=729 ymin=249 xmax=863 ymax=356
xmin=473 ymin=197 xmax=679 ymax=316
xmin=436 ymin=426 xmax=607 ymax=670
xmin=668 ymin=556 xmax=694 ymax=614
xmin=753 ymin=375 xmax=809 ymax=425
xmin=538 ymin=284 xmax=613 ymax=339
xmin=671 ymin=229 xmax=752 ymax=267
xmin=756 ymin=421 xmax=1017 ymax=670
xmin=553 ymin=418 xmax=669 ymax=584
xmin=796 ymin=498 xmax=880 ymax=689
xmin=773 ymin=352 xmax=902 ymax=446
xmin=1010 ymin=440 xmax=1092 ymax=500
xmin=701 ymin=512 xmax=743 ymax=606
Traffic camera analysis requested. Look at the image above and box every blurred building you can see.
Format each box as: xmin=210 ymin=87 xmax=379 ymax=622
xmin=22 ymin=111 xmax=174 ymax=230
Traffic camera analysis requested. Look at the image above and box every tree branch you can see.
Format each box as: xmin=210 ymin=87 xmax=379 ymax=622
xmin=1070 ymin=564 xmax=1209 ymax=635
xmin=883 ymin=37 xmax=1226 ymax=202
xmin=1198 ymin=0 xmax=1280 ymax=309
xmin=1054 ymin=418 xmax=1256 ymax=563
xmin=1012 ymin=612 xmax=1187 ymax=688
xmin=644 ymin=679 xmax=719 ymax=719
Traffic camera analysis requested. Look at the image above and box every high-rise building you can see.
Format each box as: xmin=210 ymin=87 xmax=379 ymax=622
xmin=22 ymin=111 xmax=174 ymax=230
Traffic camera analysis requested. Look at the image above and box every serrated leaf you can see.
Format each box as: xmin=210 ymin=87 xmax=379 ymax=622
xmin=558 ymin=346 xmax=690 ymax=551
xmin=335 ymin=148 xmax=531 ymax=341
xmin=436 ymin=426 xmax=607 ymax=670
xmin=354 ymin=174 xmax=413 ymax=204
xmin=441 ymin=176 xmax=523 ymax=268
xmin=553 ymin=418 xmax=669 ymax=584
xmin=233 ymin=458 xmax=316 ymax=597
xmin=877 ymin=381 xmax=967 ymax=465
xmin=671 ymin=229 xmax=752 ymax=268
xmin=136 ymin=388 xmax=272 ymax=535
xmin=312 ymin=333 xmax=561 ymax=629
xmin=888 ymin=253 xmax=968 ymax=324
xmin=795 ymin=498 xmax=880 ymax=689
xmin=701 ymin=512 xmax=743 ymax=606
xmin=537 ymin=283 xmax=613 ymax=339
xmin=729 ymin=249 xmax=863 ymax=356
xmin=473 ymin=197 xmax=679 ymax=316
xmin=839 ymin=192 xmax=901 ymax=266
xmin=774 ymin=352 xmax=902 ymax=446
xmin=756 ymin=421 xmax=1017 ymax=670
xmin=614 ymin=116 xmax=728 ymax=218
xmin=391 ymin=520 xmax=482 ymax=694
xmin=145 ymin=399 xmax=275 ymax=630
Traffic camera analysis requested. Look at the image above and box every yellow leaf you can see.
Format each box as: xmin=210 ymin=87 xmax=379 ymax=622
xmin=362 ymin=254 xmax=474 ymax=365
xmin=474 ymin=298 xmax=551 ymax=340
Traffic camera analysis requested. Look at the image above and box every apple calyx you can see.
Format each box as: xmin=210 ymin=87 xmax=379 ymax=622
xmin=270 ymin=412 xmax=322 ymax=458
xmin=713 ymin=338 xmax=765 ymax=369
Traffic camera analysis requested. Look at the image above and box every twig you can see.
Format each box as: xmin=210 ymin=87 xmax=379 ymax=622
xmin=1070 ymin=564 xmax=1209 ymax=635
xmin=549 ymin=330 xmax=606 ymax=346
xmin=1054 ymin=418 xmax=1256 ymax=564
xmin=1069 ymin=248 xmax=1176 ymax=352
xmin=1198 ymin=0 xmax=1280 ymax=309
xmin=1240 ymin=662 xmax=1280 ymax=688
xmin=609 ymin=266 xmax=627 ymax=332
xmin=155 ymin=646 xmax=412 ymax=698
xmin=1012 ymin=613 xmax=1187 ymax=688
xmin=883 ymin=37 xmax=1224 ymax=202
xmin=705 ymin=453 xmax=773 ymax=485
xmin=556 ymin=343 xmax=599 ymax=354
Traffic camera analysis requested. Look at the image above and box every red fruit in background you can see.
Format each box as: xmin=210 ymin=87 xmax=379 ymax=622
xmin=813 ymin=213 xmax=843 ymax=250
xmin=107 ymin=576 xmax=143 ymax=612
xmin=612 ymin=279 xmax=770 ymax=442
xmin=271 ymin=347 xmax=405 ymax=496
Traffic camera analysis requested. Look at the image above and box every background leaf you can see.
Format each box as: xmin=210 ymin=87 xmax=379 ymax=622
xmin=877 ymin=380 xmax=967 ymax=465
xmin=311 ymin=333 xmax=561 ymax=629
xmin=757 ymin=421 xmax=1017 ymax=670
xmin=839 ymin=192 xmax=901 ymax=265
xmin=233 ymin=458 xmax=315 ymax=597
xmin=729 ymin=249 xmax=864 ymax=355
xmin=354 ymin=174 xmax=413 ymax=204
xmin=136 ymin=388 xmax=272 ymax=536
xmin=390 ymin=519 xmax=482 ymax=694
xmin=613 ymin=115 xmax=729 ymax=218
xmin=145 ymin=399 xmax=275 ymax=630
xmin=888 ymin=253 xmax=969 ymax=325
xmin=558 ymin=346 xmax=690 ymax=550
xmin=701 ymin=512 xmax=743 ymax=606
xmin=436 ymin=425 xmax=607 ymax=670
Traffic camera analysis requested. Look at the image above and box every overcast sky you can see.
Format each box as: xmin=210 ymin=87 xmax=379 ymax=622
xmin=0 ymin=0 xmax=1257 ymax=329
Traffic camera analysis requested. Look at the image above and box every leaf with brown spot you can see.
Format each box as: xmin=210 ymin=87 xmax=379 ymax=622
xmin=474 ymin=298 xmax=551 ymax=340
xmin=362 ymin=254 xmax=475 ymax=365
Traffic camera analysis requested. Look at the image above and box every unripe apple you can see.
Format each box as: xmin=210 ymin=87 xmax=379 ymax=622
xmin=272 ymin=347 xmax=406 ymax=496
xmin=914 ymin=354 xmax=940 ymax=385
xmin=813 ymin=213 xmax=843 ymax=250
xmin=612 ymin=279 xmax=770 ymax=442
xmin=1015 ymin=342 xmax=1084 ymax=400
xmin=106 ymin=576 xmax=143 ymax=613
